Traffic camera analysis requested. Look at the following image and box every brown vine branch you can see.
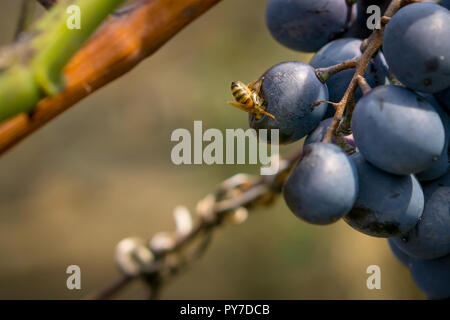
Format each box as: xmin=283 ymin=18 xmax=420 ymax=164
xmin=87 ymin=148 xmax=302 ymax=300
xmin=322 ymin=0 xmax=411 ymax=143
xmin=356 ymin=75 xmax=372 ymax=95
xmin=312 ymin=100 xmax=340 ymax=109
xmin=315 ymin=59 xmax=358 ymax=83
xmin=380 ymin=16 xmax=392 ymax=26
xmin=0 ymin=0 xmax=222 ymax=155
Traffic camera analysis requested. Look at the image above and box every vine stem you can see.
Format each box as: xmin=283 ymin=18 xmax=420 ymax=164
xmin=322 ymin=0 xmax=413 ymax=143
xmin=315 ymin=59 xmax=358 ymax=83
xmin=0 ymin=0 xmax=222 ymax=155
xmin=0 ymin=0 xmax=126 ymax=122
xmin=356 ymin=75 xmax=372 ymax=95
xmin=87 ymin=148 xmax=302 ymax=300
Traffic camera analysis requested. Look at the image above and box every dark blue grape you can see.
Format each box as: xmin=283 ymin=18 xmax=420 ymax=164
xmin=435 ymin=87 xmax=450 ymax=113
xmin=383 ymin=3 xmax=450 ymax=93
xmin=250 ymin=62 xmax=328 ymax=144
xmin=421 ymin=170 xmax=450 ymax=200
xmin=266 ymin=0 xmax=354 ymax=52
xmin=426 ymin=0 xmax=450 ymax=6
xmin=352 ymin=85 xmax=446 ymax=175
xmin=410 ymin=253 xmax=450 ymax=300
xmin=392 ymin=187 xmax=450 ymax=259
xmin=388 ymin=238 xmax=411 ymax=268
xmin=416 ymin=148 xmax=449 ymax=182
xmin=310 ymin=38 xmax=388 ymax=116
xmin=442 ymin=0 xmax=450 ymax=10
xmin=283 ymin=143 xmax=358 ymax=225
xmin=344 ymin=153 xmax=424 ymax=237
xmin=304 ymin=117 xmax=356 ymax=148
xmin=416 ymin=95 xmax=449 ymax=181
xmin=427 ymin=0 xmax=450 ymax=9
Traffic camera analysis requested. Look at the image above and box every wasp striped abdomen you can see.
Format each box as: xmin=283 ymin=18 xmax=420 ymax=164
xmin=228 ymin=79 xmax=275 ymax=119
xmin=231 ymin=81 xmax=255 ymax=106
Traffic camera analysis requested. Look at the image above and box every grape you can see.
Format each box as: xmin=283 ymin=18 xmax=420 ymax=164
xmin=352 ymin=85 xmax=446 ymax=175
xmin=382 ymin=3 xmax=450 ymax=93
xmin=250 ymin=62 xmax=328 ymax=144
xmin=344 ymin=153 xmax=424 ymax=238
xmin=392 ymin=187 xmax=450 ymax=260
xmin=310 ymin=38 xmax=388 ymax=116
xmin=283 ymin=143 xmax=358 ymax=225
xmin=410 ymin=253 xmax=450 ymax=300
xmin=416 ymin=149 xmax=449 ymax=182
xmin=425 ymin=0 xmax=450 ymax=8
xmin=266 ymin=0 xmax=354 ymax=52
xmin=388 ymin=238 xmax=411 ymax=268
xmin=304 ymin=117 xmax=355 ymax=148
xmin=416 ymin=95 xmax=449 ymax=181
xmin=421 ymin=170 xmax=450 ymax=199
xmin=442 ymin=0 xmax=450 ymax=10
xmin=435 ymin=87 xmax=450 ymax=112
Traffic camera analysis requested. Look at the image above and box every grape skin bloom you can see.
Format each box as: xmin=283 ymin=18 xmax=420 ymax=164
xmin=415 ymin=95 xmax=449 ymax=181
xmin=249 ymin=61 xmax=328 ymax=144
xmin=392 ymin=187 xmax=450 ymax=260
xmin=344 ymin=153 xmax=424 ymax=238
xmin=383 ymin=3 xmax=450 ymax=93
xmin=266 ymin=0 xmax=353 ymax=52
xmin=283 ymin=143 xmax=358 ymax=225
xmin=352 ymin=85 xmax=446 ymax=175
xmin=410 ymin=252 xmax=450 ymax=300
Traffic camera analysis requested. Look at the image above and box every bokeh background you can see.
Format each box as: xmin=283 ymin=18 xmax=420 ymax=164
xmin=0 ymin=0 xmax=422 ymax=299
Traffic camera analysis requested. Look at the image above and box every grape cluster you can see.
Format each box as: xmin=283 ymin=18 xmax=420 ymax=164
xmin=235 ymin=0 xmax=450 ymax=299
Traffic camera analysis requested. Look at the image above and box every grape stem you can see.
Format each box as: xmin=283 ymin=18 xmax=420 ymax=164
xmin=381 ymin=16 xmax=392 ymax=25
xmin=356 ymin=75 xmax=372 ymax=95
xmin=315 ymin=59 xmax=358 ymax=83
xmin=322 ymin=0 xmax=415 ymax=143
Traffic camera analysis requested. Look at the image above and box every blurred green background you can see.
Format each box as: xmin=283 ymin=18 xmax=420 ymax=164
xmin=0 ymin=0 xmax=422 ymax=299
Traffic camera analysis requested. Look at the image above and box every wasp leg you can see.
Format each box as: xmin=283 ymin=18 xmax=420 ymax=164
xmin=256 ymin=107 xmax=276 ymax=120
xmin=227 ymin=101 xmax=255 ymax=114
xmin=227 ymin=101 xmax=275 ymax=120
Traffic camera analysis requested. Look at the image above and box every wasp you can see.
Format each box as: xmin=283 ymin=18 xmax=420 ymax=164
xmin=227 ymin=77 xmax=276 ymax=120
